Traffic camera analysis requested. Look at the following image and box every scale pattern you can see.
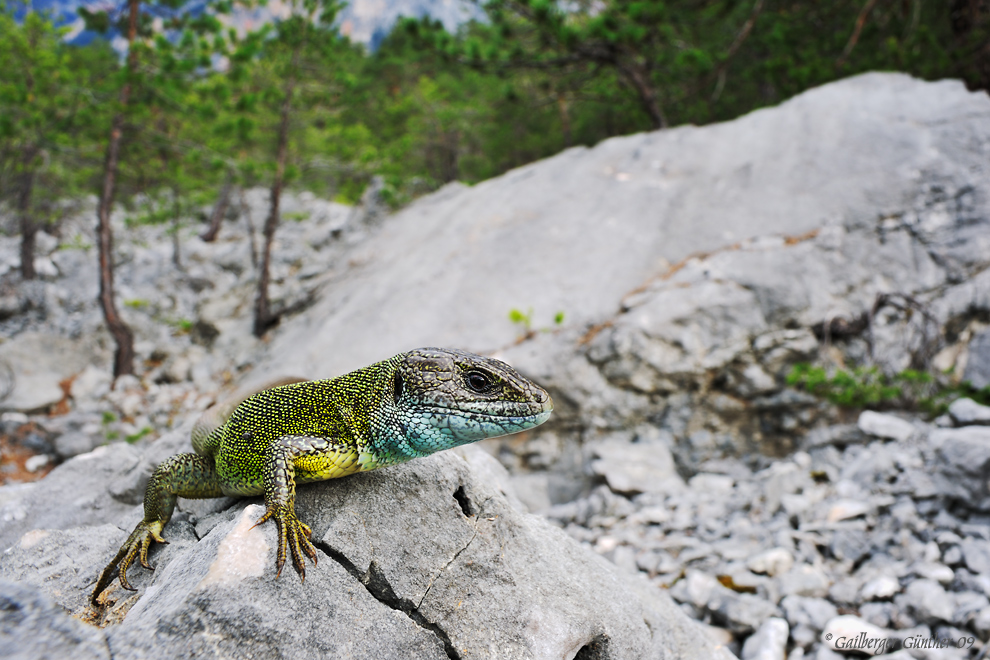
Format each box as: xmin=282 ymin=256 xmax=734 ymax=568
xmin=92 ymin=347 xmax=552 ymax=604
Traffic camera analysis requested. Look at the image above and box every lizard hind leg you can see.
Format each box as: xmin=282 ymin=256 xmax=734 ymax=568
xmin=91 ymin=453 xmax=223 ymax=606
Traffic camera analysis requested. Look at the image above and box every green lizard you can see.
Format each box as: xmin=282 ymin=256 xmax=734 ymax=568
xmin=91 ymin=347 xmax=552 ymax=605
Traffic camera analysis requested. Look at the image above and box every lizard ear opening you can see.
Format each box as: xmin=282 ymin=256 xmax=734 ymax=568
xmin=393 ymin=372 xmax=403 ymax=405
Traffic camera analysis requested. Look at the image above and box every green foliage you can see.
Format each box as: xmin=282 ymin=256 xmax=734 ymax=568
xmin=126 ymin=426 xmax=153 ymax=443
xmin=2 ymin=0 xmax=987 ymax=249
xmin=508 ymin=307 xmax=533 ymax=332
xmin=509 ymin=307 xmax=565 ymax=338
xmin=787 ymin=363 xmax=990 ymax=417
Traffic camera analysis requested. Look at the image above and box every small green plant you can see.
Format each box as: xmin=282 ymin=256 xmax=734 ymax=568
xmin=126 ymin=427 xmax=153 ymax=444
xmin=787 ymin=362 xmax=990 ymax=416
xmin=58 ymin=234 xmax=92 ymax=251
xmin=508 ymin=308 xmax=565 ymax=338
xmin=164 ymin=318 xmax=195 ymax=334
xmin=105 ymin=430 xmax=119 ymax=441
xmin=508 ymin=307 xmax=533 ymax=333
xmin=124 ymin=299 xmax=149 ymax=309
xmin=283 ymin=211 xmax=310 ymax=222
xmin=101 ymin=411 xmax=117 ymax=424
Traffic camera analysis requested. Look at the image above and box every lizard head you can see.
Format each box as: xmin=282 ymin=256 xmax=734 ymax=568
xmin=390 ymin=347 xmax=553 ymax=453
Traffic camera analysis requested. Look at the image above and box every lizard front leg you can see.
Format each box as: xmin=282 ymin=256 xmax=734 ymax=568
xmin=252 ymin=436 xmax=331 ymax=579
xmin=91 ymin=453 xmax=224 ymax=605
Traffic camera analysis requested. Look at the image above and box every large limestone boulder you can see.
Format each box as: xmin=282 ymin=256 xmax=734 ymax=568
xmin=253 ymin=72 xmax=990 ymax=466
xmin=0 ymin=443 xmax=732 ymax=660
xmin=264 ymin=72 xmax=990 ymax=383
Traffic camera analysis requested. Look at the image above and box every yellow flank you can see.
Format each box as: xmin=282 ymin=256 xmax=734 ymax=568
xmin=294 ymin=448 xmax=363 ymax=483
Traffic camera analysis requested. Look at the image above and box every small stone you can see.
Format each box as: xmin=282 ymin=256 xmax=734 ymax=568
xmin=747 ymin=548 xmax=795 ymax=577
xmin=780 ymin=596 xmax=838 ymax=632
xmin=670 ymin=569 xmax=720 ymax=609
xmin=53 ymin=431 xmax=99 ymax=459
xmin=709 ymin=590 xmax=780 ymax=634
xmin=822 ymin=615 xmax=891 ymax=655
xmin=961 ymin=538 xmax=990 ymax=575
xmin=901 ymin=579 xmax=954 ymax=624
xmin=826 ymin=500 xmax=872 ymax=523
xmin=964 ymin=329 xmax=990 ymax=389
xmin=741 ymin=617 xmax=788 ymax=660
xmin=911 ymin=562 xmax=955 ymax=584
xmin=830 ymin=528 xmax=872 ymax=562
xmin=777 ymin=565 xmax=830 ymax=598
xmin=689 ymin=473 xmax=735 ymax=493
xmin=70 ymin=365 xmax=112 ymax=402
xmin=973 ymin=607 xmax=990 ymax=638
xmin=942 ymin=545 xmax=963 ymax=566
xmin=948 ymin=398 xmax=990 ymax=426
xmin=857 ymin=411 xmax=915 ymax=442
xmin=860 ymin=575 xmax=901 ymax=601
xmin=589 ymin=436 xmax=685 ymax=495
xmin=24 ymin=454 xmax=49 ymax=472
xmin=858 ymin=602 xmax=892 ymax=628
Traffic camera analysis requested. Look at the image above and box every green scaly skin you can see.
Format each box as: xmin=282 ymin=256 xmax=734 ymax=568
xmin=91 ymin=348 xmax=553 ymax=606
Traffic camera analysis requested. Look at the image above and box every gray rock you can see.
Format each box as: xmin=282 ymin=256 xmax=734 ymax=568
xmin=108 ymin=505 xmax=451 ymax=660
xmin=780 ymin=596 xmax=839 ymax=632
xmin=830 ymin=528 xmax=872 ymax=563
xmin=964 ymin=329 xmax=990 ymax=389
xmin=802 ymin=424 xmax=865 ymax=449
xmin=742 ymin=617 xmax=789 ymax=660
xmin=0 ymin=443 xmax=144 ymax=551
xmin=777 ymin=565 xmax=830 ymax=599
xmin=0 ymin=333 xmax=94 ymax=413
xmin=900 ymin=579 xmax=954 ymax=625
xmin=857 ymin=411 xmax=915 ymax=442
xmin=748 ymin=548 xmax=795 ymax=577
xmin=589 ymin=432 xmax=685 ymax=495
xmin=960 ymin=538 xmax=990 ymax=575
xmin=0 ymin=579 xmax=109 ymax=660
xmin=7 ymin=447 xmax=732 ymax=660
xmin=53 ymin=430 xmax=101 ymax=459
xmin=930 ymin=427 xmax=990 ymax=508
xmin=948 ymin=397 xmax=990 ymax=426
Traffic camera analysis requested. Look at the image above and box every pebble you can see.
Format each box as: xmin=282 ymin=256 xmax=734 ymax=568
xmin=948 ymin=397 xmax=990 ymax=426
xmin=742 ymin=617 xmax=789 ymax=660
xmin=857 ymin=410 xmax=915 ymax=442
xmin=748 ymin=548 xmax=795 ymax=577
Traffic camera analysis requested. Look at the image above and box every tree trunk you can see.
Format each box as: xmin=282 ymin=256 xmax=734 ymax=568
xmin=18 ymin=146 xmax=38 ymax=280
xmin=95 ymin=0 xmax=139 ymax=378
xmin=556 ymin=92 xmax=572 ymax=148
xmin=200 ymin=173 xmax=233 ymax=242
xmin=254 ymin=47 xmax=300 ymax=338
xmin=617 ymin=60 xmax=666 ymax=130
xmin=171 ymin=194 xmax=182 ymax=270
xmin=240 ymin=187 xmax=258 ymax=268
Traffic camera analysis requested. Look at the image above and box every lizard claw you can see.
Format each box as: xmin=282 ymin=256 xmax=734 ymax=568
xmin=91 ymin=520 xmax=165 ymax=605
xmin=255 ymin=505 xmax=318 ymax=580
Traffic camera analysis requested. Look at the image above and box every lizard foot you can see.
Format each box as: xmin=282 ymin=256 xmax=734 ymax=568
xmin=253 ymin=505 xmax=318 ymax=579
xmin=91 ymin=520 xmax=166 ymax=606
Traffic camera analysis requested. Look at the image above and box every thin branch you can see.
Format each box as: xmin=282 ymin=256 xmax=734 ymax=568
xmin=838 ymin=0 xmax=881 ymax=67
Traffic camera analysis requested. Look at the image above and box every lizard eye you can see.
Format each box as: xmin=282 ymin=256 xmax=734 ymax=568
xmin=393 ymin=373 xmax=403 ymax=404
xmin=465 ymin=370 xmax=494 ymax=393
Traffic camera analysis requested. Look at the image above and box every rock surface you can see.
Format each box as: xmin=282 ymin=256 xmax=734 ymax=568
xmin=0 ymin=447 xmax=732 ymax=660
